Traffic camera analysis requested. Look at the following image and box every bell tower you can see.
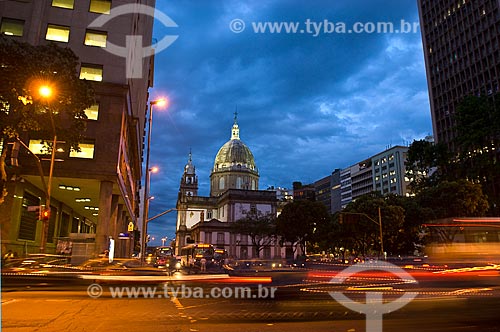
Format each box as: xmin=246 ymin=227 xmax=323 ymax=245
xmin=179 ymin=150 xmax=198 ymax=198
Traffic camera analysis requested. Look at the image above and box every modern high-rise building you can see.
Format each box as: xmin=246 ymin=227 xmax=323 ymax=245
xmin=0 ymin=0 xmax=156 ymax=260
xmin=330 ymin=146 xmax=410 ymax=213
xmin=417 ymin=0 xmax=500 ymax=147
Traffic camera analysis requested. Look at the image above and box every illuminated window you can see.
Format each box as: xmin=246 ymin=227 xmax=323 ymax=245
xmin=83 ymin=104 xmax=99 ymax=120
xmin=52 ymin=0 xmax=74 ymax=9
xmin=70 ymin=142 xmax=95 ymax=159
xmin=79 ymin=64 xmax=103 ymax=81
xmin=46 ymin=24 xmax=70 ymax=42
xmin=1 ymin=18 xmax=24 ymax=36
xmin=84 ymin=30 xmax=107 ymax=47
xmin=89 ymin=0 xmax=111 ymax=14
xmin=28 ymin=139 xmax=48 ymax=155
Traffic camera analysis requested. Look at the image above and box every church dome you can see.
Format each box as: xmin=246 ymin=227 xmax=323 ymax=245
xmin=214 ymin=139 xmax=257 ymax=172
xmin=212 ymin=115 xmax=258 ymax=173
xmin=210 ymin=114 xmax=259 ymax=196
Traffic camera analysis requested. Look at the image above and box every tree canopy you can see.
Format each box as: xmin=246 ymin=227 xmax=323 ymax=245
xmin=231 ymin=211 xmax=276 ymax=258
xmin=276 ymin=200 xmax=330 ymax=256
xmin=406 ymin=94 xmax=500 ymax=214
xmin=453 ymin=94 xmax=500 ymax=214
xmin=0 ymin=37 xmax=94 ymax=146
xmin=0 ymin=37 xmax=95 ymax=204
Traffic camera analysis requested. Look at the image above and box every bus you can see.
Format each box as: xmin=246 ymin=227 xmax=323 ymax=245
xmin=424 ymin=218 xmax=500 ymax=264
xmin=154 ymin=246 xmax=173 ymax=257
xmin=179 ymin=243 xmax=215 ymax=267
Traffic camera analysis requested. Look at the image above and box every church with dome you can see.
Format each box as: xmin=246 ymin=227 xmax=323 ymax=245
xmin=174 ymin=114 xmax=280 ymax=259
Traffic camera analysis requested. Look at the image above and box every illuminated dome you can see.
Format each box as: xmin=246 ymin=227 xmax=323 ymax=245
xmin=214 ymin=139 xmax=257 ymax=171
xmin=210 ymin=114 xmax=259 ymax=196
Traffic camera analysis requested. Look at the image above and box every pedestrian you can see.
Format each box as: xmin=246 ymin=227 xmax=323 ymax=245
xmin=188 ymin=256 xmax=194 ymax=274
xmin=200 ymin=257 xmax=207 ymax=272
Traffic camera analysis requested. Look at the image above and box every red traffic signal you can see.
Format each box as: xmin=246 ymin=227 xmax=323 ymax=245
xmin=40 ymin=209 xmax=51 ymax=221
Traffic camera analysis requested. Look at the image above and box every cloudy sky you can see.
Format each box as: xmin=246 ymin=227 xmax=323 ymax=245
xmin=145 ymin=0 xmax=432 ymax=245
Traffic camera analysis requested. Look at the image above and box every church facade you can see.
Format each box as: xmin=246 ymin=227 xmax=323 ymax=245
xmin=174 ymin=116 xmax=280 ymax=259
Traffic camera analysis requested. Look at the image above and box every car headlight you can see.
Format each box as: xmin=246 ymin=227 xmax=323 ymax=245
xmin=175 ymin=262 xmax=181 ymax=269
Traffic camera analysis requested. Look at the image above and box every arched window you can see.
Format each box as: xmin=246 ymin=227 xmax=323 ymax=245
xmin=219 ymin=177 xmax=225 ymax=190
xmin=251 ymin=179 xmax=256 ymax=190
xmin=236 ymin=177 xmax=242 ymax=189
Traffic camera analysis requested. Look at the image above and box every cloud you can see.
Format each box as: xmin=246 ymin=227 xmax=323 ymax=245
xmin=146 ymin=0 xmax=432 ymax=245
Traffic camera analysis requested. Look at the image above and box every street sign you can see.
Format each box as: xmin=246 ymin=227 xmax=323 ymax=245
xmin=118 ymin=232 xmax=130 ymax=240
xmin=27 ymin=205 xmax=41 ymax=212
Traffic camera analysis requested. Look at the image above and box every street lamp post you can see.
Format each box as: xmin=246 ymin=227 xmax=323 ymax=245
xmin=38 ymin=84 xmax=57 ymax=253
xmin=141 ymin=99 xmax=166 ymax=263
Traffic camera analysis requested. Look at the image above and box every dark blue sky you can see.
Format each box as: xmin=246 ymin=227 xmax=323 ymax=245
xmin=145 ymin=0 xmax=432 ymax=245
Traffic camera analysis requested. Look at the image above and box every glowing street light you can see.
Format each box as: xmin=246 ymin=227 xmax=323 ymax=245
xmin=38 ymin=85 xmax=53 ymax=99
xmin=141 ymin=98 xmax=168 ymax=263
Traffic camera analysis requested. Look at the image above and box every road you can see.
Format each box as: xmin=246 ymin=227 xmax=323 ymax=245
xmin=2 ymin=263 xmax=500 ymax=331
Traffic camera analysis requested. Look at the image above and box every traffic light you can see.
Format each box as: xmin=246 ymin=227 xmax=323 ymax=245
xmin=40 ymin=209 xmax=50 ymax=221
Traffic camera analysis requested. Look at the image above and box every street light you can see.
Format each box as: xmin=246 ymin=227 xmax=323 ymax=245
xmin=36 ymin=84 xmax=58 ymax=253
xmin=39 ymin=85 xmax=53 ymax=98
xmin=141 ymin=98 xmax=167 ymax=263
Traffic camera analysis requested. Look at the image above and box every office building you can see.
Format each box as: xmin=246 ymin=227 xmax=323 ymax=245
xmin=0 ymin=0 xmax=156 ymax=260
xmin=417 ymin=0 xmax=500 ymax=147
xmin=332 ymin=146 xmax=410 ymax=213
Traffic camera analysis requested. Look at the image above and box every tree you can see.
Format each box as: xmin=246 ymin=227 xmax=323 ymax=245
xmin=0 ymin=37 xmax=94 ymax=204
xmin=276 ymin=200 xmax=330 ymax=257
xmin=416 ymin=180 xmax=489 ymax=218
xmin=453 ymin=94 xmax=500 ymax=215
xmin=339 ymin=192 xmax=423 ymax=257
xmin=384 ymin=194 xmax=433 ymax=254
xmin=406 ymin=139 xmax=449 ymax=192
xmin=231 ymin=211 xmax=276 ymax=258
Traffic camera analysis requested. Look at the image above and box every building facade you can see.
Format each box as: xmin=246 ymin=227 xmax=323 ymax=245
xmin=330 ymin=169 xmax=342 ymax=214
xmin=417 ymin=0 xmax=500 ymax=147
xmin=371 ymin=146 xmax=409 ymax=197
xmin=0 ymin=0 xmax=155 ymax=261
xmin=314 ymin=175 xmax=332 ymax=212
xmin=329 ymin=146 xmax=410 ymax=213
xmin=175 ymin=117 xmax=280 ymax=259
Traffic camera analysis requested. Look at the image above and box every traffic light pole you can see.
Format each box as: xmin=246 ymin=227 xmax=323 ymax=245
xmin=39 ymin=134 xmax=57 ymax=253
xmin=340 ymin=207 xmax=384 ymax=258
xmin=12 ymin=138 xmax=48 ymax=197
